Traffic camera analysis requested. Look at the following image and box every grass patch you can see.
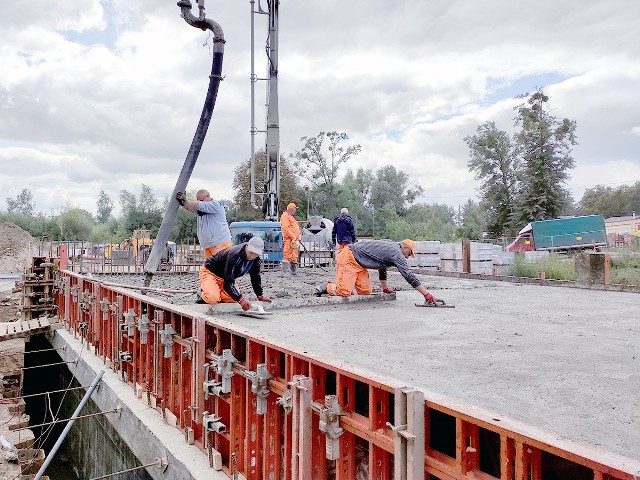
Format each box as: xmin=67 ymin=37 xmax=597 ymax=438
xmin=506 ymin=253 xmax=576 ymax=281
xmin=609 ymin=253 xmax=640 ymax=285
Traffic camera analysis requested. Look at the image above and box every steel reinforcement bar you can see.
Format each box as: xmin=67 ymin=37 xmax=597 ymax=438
xmin=54 ymin=271 xmax=640 ymax=479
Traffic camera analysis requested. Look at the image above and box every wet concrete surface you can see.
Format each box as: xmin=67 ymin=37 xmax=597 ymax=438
xmin=93 ymin=269 xmax=640 ymax=462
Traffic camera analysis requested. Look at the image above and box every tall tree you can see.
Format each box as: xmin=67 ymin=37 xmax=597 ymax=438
xmin=465 ymin=121 xmax=517 ymax=236
xmin=117 ymin=185 xmax=163 ymax=237
xmin=513 ymin=88 xmax=577 ymax=224
xmin=578 ymin=183 xmax=640 ymax=218
xmin=233 ymin=151 xmax=303 ymax=220
xmin=96 ymin=190 xmax=114 ymax=223
xmin=291 ymin=131 xmax=361 ymax=214
xmin=369 ymin=165 xmax=423 ymax=214
xmin=6 ymin=188 xmax=35 ymax=215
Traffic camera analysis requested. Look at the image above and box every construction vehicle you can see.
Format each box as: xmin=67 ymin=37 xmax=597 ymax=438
xmin=506 ymin=215 xmax=607 ymax=253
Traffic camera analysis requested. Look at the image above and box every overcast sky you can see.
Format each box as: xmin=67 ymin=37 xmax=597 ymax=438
xmin=1 ymin=0 xmax=639 ymax=217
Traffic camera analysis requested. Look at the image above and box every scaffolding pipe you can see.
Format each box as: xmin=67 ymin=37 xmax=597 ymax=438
xmin=34 ymin=369 xmax=104 ymax=480
xmin=144 ymin=0 xmax=225 ymax=280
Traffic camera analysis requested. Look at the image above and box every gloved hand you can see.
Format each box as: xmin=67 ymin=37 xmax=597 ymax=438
xmin=292 ymin=239 xmax=301 ymax=248
xmin=239 ymin=298 xmax=251 ymax=311
xmin=423 ymin=292 xmax=437 ymax=303
xmin=382 ymin=288 xmax=394 ymax=294
xmin=176 ymin=191 xmax=187 ymax=206
xmin=257 ymin=295 xmax=272 ymax=303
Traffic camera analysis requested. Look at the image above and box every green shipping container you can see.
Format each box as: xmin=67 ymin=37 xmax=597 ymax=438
xmin=530 ymin=215 xmax=607 ymax=250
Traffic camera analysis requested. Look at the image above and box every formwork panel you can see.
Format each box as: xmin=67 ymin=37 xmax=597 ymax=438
xmin=51 ymin=270 xmax=640 ymax=480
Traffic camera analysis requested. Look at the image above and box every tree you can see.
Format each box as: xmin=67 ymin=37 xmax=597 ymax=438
xmin=117 ymin=185 xmax=163 ymax=238
xmin=513 ymin=88 xmax=577 ymax=224
xmin=465 ymin=122 xmax=517 ymax=236
xmin=578 ymin=183 xmax=640 ymax=217
xmin=456 ymin=200 xmax=488 ymax=240
xmin=291 ymin=131 xmax=361 ymax=213
xmin=6 ymin=188 xmax=35 ymax=215
xmin=233 ymin=151 xmax=303 ymax=220
xmin=369 ymin=166 xmax=423 ymax=214
xmin=56 ymin=208 xmax=95 ymax=240
xmin=96 ymin=190 xmax=114 ymax=223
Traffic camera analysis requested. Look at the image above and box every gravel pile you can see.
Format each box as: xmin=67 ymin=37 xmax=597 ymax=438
xmin=0 ymin=222 xmax=35 ymax=274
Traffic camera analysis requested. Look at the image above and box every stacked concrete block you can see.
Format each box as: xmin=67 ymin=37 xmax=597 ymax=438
xmin=524 ymin=250 xmax=549 ymax=261
xmin=407 ymin=241 xmax=441 ymax=269
xmin=440 ymin=243 xmax=462 ymax=272
xmin=492 ymin=245 xmax=514 ymax=274
xmin=469 ymin=242 xmax=494 ymax=274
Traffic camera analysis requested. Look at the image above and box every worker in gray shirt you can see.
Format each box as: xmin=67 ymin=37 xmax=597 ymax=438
xmin=315 ymin=239 xmax=438 ymax=303
xmin=176 ymin=189 xmax=232 ymax=258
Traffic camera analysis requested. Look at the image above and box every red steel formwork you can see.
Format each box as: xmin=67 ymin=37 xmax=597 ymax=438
xmin=54 ymin=270 xmax=639 ymax=480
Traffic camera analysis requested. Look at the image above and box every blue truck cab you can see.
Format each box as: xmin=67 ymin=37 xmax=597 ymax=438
xmin=229 ymin=221 xmax=283 ymax=268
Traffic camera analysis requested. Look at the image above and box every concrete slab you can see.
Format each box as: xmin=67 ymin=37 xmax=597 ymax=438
xmin=188 ymin=273 xmax=640 ymax=462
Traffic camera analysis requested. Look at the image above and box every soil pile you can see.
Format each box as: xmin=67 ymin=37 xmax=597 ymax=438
xmin=0 ymin=222 xmax=35 ymax=274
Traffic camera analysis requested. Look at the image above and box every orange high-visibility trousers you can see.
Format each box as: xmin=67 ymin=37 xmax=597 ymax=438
xmin=327 ymin=246 xmax=371 ymax=296
xmin=203 ymin=240 xmax=232 ymax=259
xmin=337 ymin=243 xmax=348 ymax=252
xmin=283 ymin=238 xmax=299 ymax=263
xmin=199 ymin=267 xmax=236 ymax=304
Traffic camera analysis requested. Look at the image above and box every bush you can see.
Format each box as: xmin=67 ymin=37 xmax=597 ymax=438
xmin=506 ymin=253 xmax=576 ymax=281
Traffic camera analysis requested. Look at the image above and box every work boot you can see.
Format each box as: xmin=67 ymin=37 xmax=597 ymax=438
xmin=281 ymin=261 xmax=290 ymax=273
xmin=195 ymin=291 xmax=206 ymax=304
xmin=290 ymin=262 xmax=298 ymax=275
xmin=314 ymin=285 xmax=327 ymax=297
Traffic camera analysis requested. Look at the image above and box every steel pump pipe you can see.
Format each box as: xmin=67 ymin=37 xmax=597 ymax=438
xmin=144 ymin=0 xmax=225 ymax=281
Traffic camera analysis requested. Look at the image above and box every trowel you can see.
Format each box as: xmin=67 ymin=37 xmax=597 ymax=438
xmin=415 ymin=299 xmax=455 ymax=308
xmin=238 ymin=303 xmax=273 ymax=319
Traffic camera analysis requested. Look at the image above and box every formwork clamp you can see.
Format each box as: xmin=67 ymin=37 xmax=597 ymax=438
xmin=119 ymin=351 xmax=133 ymax=363
xmin=122 ymin=308 xmax=137 ymax=337
xmin=311 ymin=395 xmax=346 ymax=460
xmin=160 ymin=324 xmax=177 ymax=358
xmin=138 ymin=314 xmax=150 ymax=344
xmin=203 ymin=349 xmax=237 ymax=398
xmin=53 ymin=277 xmax=67 ymax=294
xmin=99 ymin=298 xmax=110 ymax=320
xmin=276 ymin=389 xmax=293 ymax=414
xmin=243 ymin=363 xmax=272 ymax=415
xmin=71 ymin=285 xmax=79 ymax=303
xmin=79 ymin=289 xmax=95 ymax=310
xmin=202 ymin=411 xmax=226 ymax=433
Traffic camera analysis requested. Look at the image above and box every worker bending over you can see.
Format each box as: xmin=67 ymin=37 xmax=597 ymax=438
xmin=280 ymin=202 xmax=302 ymax=275
xmin=315 ymin=239 xmax=438 ymax=303
xmin=200 ymin=236 xmax=271 ymax=310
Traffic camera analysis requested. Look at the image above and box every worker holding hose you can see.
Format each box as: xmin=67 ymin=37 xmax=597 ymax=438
xmin=280 ymin=202 xmax=302 ymax=275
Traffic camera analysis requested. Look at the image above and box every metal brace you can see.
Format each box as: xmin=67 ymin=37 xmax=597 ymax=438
xmin=160 ymin=324 xmax=177 ymax=358
xmin=138 ymin=313 xmax=150 ymax=344
xmin=122 ymin=308 xmax=137 ymax=337
xmin=243 ymin=363 xmax=272 ymax=415
xmin=202 ymin=411 xmax=226 ymax=433
xmin=53 ymin=277 xmax=67 ymax=294
xmin=203 ymin=349 xmax=237 ymax=398
xmin=312 ymin=395 xmax=346 ymax=460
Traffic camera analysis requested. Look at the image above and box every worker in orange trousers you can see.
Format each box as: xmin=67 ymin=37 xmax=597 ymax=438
xmin=280 ymin=202 xmax=301 ymax=275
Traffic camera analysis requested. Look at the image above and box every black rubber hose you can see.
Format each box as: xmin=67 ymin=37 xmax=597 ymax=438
xmin=143 ymin=2 xmax=225 ymax=285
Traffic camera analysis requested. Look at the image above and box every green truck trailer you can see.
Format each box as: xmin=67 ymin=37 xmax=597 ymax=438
xmin=506 ymin=215 xmax=607 ymax=253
